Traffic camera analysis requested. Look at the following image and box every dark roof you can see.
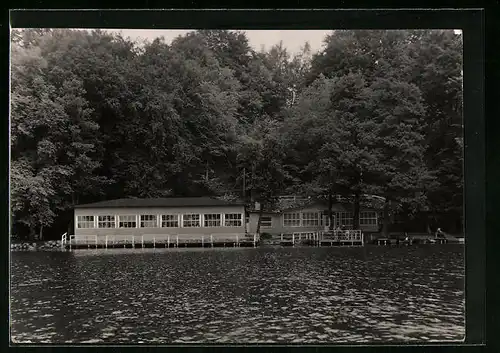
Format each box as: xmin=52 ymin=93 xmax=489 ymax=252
xmin=247 ymin=200 xmax=375 ymax=213
xmin=75 ymin=197 xmax=245 ymax=209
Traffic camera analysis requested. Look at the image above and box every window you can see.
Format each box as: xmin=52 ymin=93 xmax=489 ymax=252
xmin=118 ymin=215 xmax=137 ymax=228
xmin=360 ymin=211 xmax=377 ymax=225
xmin=98 ymin=215 xmax=115 ymax=228
xmin=161 ymin=214 xmax=179 ymax=228
xmin=338 ymin=212 xmax=353 ymax=227
xmin=204 ymin=214 xmax=221 ymax=227
xmin=284 ymin=212 xmax=301 ymax=227
xmin=77 ymin=215 xmax=94 ymax=229
xmin=183 ymin=214 xmax=201 ymax=227
xmin=140 ymin=214 xmax=157 ymax=228
xmin=302 ymin=212 xmax=319 ymax=227
xmin=260 ymin=216 xmax=272 ymax=228
xmin=225 ymin=213 xmax=243 ymax=227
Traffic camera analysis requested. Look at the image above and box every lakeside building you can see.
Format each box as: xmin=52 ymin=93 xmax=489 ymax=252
xmin=74 ymin=197 xmax=246 ymax=238
xmin=246 ymin=197 xmax=379 ymax=235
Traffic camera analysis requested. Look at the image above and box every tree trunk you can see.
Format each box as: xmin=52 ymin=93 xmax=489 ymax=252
xmin=39 ymin=225 xmax=43 ymax=241
xmin=250 ymin=164 xmax=256 ymax=203
xmin=353 ymin=192 xmax=360 ymax=230
xmin=28 ymin=224 xmax=36 ymax=241
xmin=328 ymin=192 xmax=334 ymax=230
xmin=69 ymin=193 xmax=76 ymax=235
xmin=382 ymin=198 xmax=390 ymax=237
xmin=242 ymin=167 xmax=246 ymax=199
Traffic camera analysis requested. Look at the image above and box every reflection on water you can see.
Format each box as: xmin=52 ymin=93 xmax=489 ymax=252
xmin=10 ymin=245 xmax=464 ymax=344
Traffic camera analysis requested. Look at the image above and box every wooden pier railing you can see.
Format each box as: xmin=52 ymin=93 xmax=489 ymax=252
xmin=280 ymin=230 xmax=364 ymax=246
xmin=65 ymin=233 xmax=258 ymax=249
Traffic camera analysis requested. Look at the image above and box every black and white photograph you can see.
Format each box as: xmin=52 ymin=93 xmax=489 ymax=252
xmin=10 ymin=18 xmax=466 ymax=344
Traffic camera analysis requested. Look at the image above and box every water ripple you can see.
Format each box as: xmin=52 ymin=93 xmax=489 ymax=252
xmin=10 ymin=245 xmax=464 ymax=344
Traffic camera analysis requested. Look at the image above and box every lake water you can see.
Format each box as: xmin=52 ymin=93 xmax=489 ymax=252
xmin=10 ymin=245 xmax=465 ymax=344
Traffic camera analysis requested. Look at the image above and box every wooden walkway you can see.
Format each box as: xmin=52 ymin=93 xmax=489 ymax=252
xmin=61 ymin=233 xmax=258 ymax=249
xmin=279 ymin=230 xmax=364 ymax=247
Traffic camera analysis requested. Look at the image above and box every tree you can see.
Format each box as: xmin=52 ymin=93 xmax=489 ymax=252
xmin=11 ymin=30 xmax=116 ymax=238
xmin=284 ymin=75 xmax=340 ymax=229
xmin=406 ymin=30 xmax=464 ymax=232
xmin=11 ymin=43 xmax=68 ymax=239
xmin=237 ymin=118 xmax=291 ymax=234
xmin=305 ymin=29 xmax=460 ymax=234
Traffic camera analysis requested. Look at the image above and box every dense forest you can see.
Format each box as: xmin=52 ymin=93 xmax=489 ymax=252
xmin=10 ymin=29 xmax=463 ymax=240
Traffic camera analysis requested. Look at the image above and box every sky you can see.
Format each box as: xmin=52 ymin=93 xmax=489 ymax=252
xmin=108 ymin=30 xmax=332 ymax=55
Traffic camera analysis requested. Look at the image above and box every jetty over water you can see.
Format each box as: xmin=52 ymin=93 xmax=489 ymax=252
xmin=61 ymin=233 xmax=258 ymax=249
xmin=279 ymin=230 xmax=364 ymax=246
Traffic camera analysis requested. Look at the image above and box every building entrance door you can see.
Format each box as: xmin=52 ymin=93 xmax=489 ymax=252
xmin=323 ymin=214 xmax=336 ymax=231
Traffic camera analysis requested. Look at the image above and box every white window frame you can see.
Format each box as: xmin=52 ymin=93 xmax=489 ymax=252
xmin=338 ymin=212 xmax=353 ymax=227
xmin=260 ymin=216 xmax=273 ymax=228
xmin=161 ymin=214 xmax=179 ymax=228
xmin=224 ymin=213 xmax=243 ymax=227
xmin=76 ymin=215 xmax=95 ymax=229
xmin=118 ymin=215 xmax=137 ymax=228
xmin=283 ymin=212 xmax=301 ymax=227
xmin=183 ymin=214 xmax=201 ymax=228
xmin=97 ymin=215 xmax=115 ymax=229
xmin=360 ymin=211 xmax=378 ymax=226
xmin=140 ymin=214 xmax=158 ymax=228
xmin=204 ymin=213 xmax=222 ymax=227
xmin=301 ymin=212 xmax=320 ymax=227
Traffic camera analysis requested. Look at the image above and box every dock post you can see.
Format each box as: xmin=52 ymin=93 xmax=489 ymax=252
xmin=292 ymin=233 xmax=295 ymax=246
xmin=202 ymin=236 xmax=204 ymax=247
xmin=236 ymin=234 xmax=239 ymax=247
xmin=132 ymin=236 xmax=135 ymax=248
xmin=211 ymin=235 xmax=214 ymax=247
xmin=176 ymin=235 xmax=179 ymax=248
xmin=88 ymin=236 xmax=90 ymax=249
xmin=153 ymin=237 xmax=155 ymax=248
xmin=253 ymin=233 xmax=256 ymax=247
xmin=167 ymin=235 xmax=170 ymax=248
xmin=142 ymin=235 xmax=144 ymax=248
xmin=281 ymin=233 xmax=283 ymax=242
xmin=105 ymin=235 xmax=108 ymax=249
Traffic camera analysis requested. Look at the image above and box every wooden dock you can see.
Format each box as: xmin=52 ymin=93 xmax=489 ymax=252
xmin=374 ymin=236 xmax=453 ymax=246
xmin=61 ymin=233 xmax=259 ymax=250
xmin=279 ymin=230 xmax=364 ymax=247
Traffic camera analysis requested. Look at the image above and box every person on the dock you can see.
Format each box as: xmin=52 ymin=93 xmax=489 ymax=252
xmin=435 ymin=228 xmax=446 ymax=238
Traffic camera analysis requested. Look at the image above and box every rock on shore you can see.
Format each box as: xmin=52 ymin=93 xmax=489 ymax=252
xmin=11 ymin=240 xmax=63 ymax=251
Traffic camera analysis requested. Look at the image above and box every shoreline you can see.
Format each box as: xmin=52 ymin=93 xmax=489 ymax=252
xmin=11 ymin=240 xmax=64 ymax=252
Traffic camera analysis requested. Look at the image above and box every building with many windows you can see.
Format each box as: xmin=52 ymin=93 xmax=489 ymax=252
xmin=73 ymin=197 xmax=246 ymax=237
xmin=246 ymin=198 xmax=379 ymax=235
